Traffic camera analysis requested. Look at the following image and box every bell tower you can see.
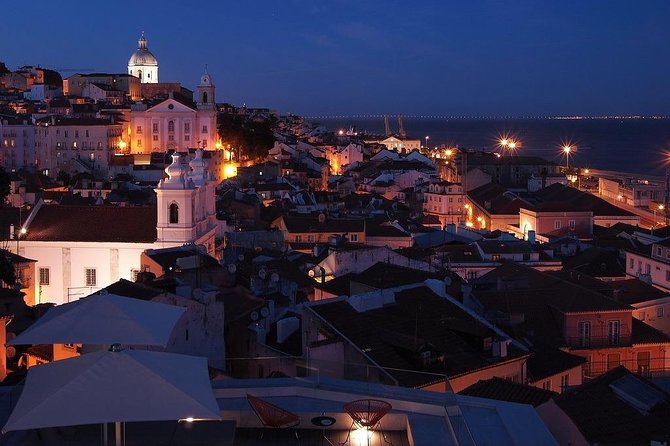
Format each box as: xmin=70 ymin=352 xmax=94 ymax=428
xmin=196 ymin=68 xmax=216 ymax=111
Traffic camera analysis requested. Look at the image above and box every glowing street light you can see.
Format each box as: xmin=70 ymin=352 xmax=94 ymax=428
xmin=425 ymin=136 xmax=430 ymax=148
xmin=563 ymin=145 xmax=573 ymax=169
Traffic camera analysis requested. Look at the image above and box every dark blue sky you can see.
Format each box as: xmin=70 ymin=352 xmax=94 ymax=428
xmin=3 ymin=1 xmax=670 ymax=116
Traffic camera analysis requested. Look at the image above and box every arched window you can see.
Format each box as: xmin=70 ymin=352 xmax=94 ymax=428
xmin=169 ymin=203 xmax=179 ymax=224
xmin=168 ymin=120 xmax=175 ymax=133
xmin=137 ymin=70 xmax=142 ymax=80
xmin=202 ymin=91 xmax=208 ymax=104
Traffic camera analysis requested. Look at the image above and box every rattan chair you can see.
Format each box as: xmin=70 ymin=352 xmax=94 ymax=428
xmin=341 ymin=398 xmax=392 ymax=445
xmin=247 ymin=393 xmax=300 ymax=443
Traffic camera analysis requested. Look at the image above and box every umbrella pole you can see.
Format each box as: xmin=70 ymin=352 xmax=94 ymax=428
xmin=115 ymin=421 xmax=122 ymax=446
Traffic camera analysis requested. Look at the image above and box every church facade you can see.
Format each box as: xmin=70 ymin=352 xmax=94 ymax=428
xmin=129 ymin=72 xmax=217 ymax=153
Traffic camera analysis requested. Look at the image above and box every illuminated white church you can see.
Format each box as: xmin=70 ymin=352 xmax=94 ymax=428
xmin=17 ymin=150 xmax=218 ymax=306
xmin=128 ymin=32 xmax=159 ymax=84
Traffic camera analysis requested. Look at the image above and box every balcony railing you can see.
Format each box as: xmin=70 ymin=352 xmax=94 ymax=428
xmin=566 ymin=326 xmax=631 ymax=349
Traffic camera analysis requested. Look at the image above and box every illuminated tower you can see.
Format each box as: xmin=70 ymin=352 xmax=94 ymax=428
xmin=196 ymin=69 xmax=216 ymax=111
xmin=128 ymin=32 xmax=159 ymax=84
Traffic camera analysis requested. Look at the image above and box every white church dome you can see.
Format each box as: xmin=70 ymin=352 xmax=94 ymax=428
xmin=128 ymin=33 xmax=158 ymax=66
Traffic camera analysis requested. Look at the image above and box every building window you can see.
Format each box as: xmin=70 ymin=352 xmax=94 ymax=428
xmin=131 ymin=269 xmax=140 ymax=282
xmin=578 ymin=321 xmax=591 ymax=347
xmin=152 ymin=123 xmax=159 ymax=133
xmin=554 ymin=220 xmax=561 ymax=230
xmin=637 ymin=351 xmax=651 ymax=376
xmin=645 ymin=264 xmax=651 ymax=275
xmin=658 ymin=247 xmax=663 ymax=256
xmin=582 ymin=356 xmax=592 ymax=377
xmin=136 ymin=126 xmax=142 ymax=134
xmin=658 ymin=307 xmax=664 ymax=318
xmin=295 ymin=235 xmax=302 ymax=243
xmin=89 ymin=153 xmax=95 ymax=161
xmin=542 ymin=381 xmax=551 ymax=391
xmin=168 ymin=135 xmax=174 ymax=141
xmin=569 ymin=220 xmax=576 ymax=229
xmin=137 ymin=139 xmax=142 ymax=148
xmin=607 ymin=353 xmax=621 ymax=370
xmin=560 ymin=374 xmax=569 ymax=390
xmin=152 ymin=135 xmax=158 ymax=142
xmin=185 ymin=135 xmax=190 ymax=142
xmin=169 ymin=203 xmax=179 ymax=224
xmin=492 ymin=254 xmax=501 ymax=262
xmin=84 ymin=268 xmax=97 ymax=287
xmin=39 ymin=267 xmax=50 ymax=286
xmin=629 ymin=258 xmax=634 ymax=269
xmin=350 ymin=234 xmax=358 ymax=242
xmin=202 ymin=125 xmax=208 ymax=133
xmin=168 ymin=120 xmax=175 ymax=133
xmin=607 ymin=320 xmax=620 ymax=345
xmin=184 ymin=123 xmax=190 ymax=133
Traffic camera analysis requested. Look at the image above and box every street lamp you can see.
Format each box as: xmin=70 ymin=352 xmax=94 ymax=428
xmin=656 ymin=204 xmax=665 ymax=224
xmin=563 ymin=145 xmax=572 ymax=169
xmin=425 ymin=136 xmax=430 ymax=149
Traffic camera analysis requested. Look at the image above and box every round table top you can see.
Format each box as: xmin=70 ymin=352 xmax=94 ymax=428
xmin=311 ymin=415 xmax=337 ymax=427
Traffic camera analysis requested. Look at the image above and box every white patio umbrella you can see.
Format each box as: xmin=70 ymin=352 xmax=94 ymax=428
xmin=8 ymin=292 xmax=186 ymax=347
xmin=2 ymin=348 xmax=222 ymax=439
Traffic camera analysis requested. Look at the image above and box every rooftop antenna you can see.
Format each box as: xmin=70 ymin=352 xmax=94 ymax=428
xmin=398 ymin=114 xmax=406 ymax=139
xmin=384 ymin=114 xmax=391 ymax=136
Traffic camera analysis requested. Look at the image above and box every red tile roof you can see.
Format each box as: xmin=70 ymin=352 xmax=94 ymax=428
xmin=26 ymin=205 xmax=157 ymax=243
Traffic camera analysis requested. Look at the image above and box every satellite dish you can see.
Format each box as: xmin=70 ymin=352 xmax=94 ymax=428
xmin=250 ymin=311 xmax=259 ymax=322
xmin=228 ymin=264 xmax=237 ymax=274
xmin=270 ymin=273 xmax=280 ymax=283
xmin=6 ymin=346 xmax=16 ymax=359
xmin=260 ymin=307 xmax=270 ymax=318
xmin=258 ymin=268 xmax=267 ymax=280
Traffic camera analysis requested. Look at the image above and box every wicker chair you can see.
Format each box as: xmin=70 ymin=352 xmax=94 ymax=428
xmin=247 ymin=393 xmax=300 ymax=443
xmin=341 ymin=399 xmax=392 ymax=445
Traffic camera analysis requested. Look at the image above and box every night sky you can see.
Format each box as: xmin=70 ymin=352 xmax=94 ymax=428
xmin=3 ymin=0 xmax=670 ymax=116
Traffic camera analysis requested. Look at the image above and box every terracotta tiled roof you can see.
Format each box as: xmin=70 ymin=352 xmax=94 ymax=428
xmin=553 ymin=366 xmax=670 ymax=444
xmin=26 ymin=205 xmax=157 ymax=243
xmin=309 ymin=286 xmax=524 ymax=388
xmin=460 ymin=377 xmax=557 ymax=407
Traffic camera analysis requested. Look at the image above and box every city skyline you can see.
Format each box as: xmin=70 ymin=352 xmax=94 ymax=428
xmin=3 ymin=0 xmax=670 ymax=116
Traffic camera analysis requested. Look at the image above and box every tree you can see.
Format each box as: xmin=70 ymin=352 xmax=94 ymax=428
xmin=0 ymin=167 xmax=11 ymax=207
xmin=217 ymin=113 xmax=277 ymax=161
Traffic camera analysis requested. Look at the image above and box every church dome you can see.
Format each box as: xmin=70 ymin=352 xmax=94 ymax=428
xmin=128 ymin=33 xmax=158 ymax=66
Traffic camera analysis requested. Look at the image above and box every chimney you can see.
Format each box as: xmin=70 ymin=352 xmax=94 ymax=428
xmin=527 ymin=230 xmax=536 ymax=244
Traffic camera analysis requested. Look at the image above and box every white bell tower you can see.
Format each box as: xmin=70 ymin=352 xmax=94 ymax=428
xmin=196 ymin=68 xmax=216 ymax=111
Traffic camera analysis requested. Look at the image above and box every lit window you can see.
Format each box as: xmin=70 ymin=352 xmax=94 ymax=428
xmin=350 ymin=234 xmax=358 ymax=242
xmin=39 ymin=267 xmax=50 ymax=286
xmin=85 ymin=268 xmax=97 ymax=287
xmin=89 ymin=153 xmax=95 ymax=160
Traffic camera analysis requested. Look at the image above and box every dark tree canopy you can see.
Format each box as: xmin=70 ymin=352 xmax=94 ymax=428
xmin=0 ymin=167 xmax=11 ymax=207
xmin=217 ymin=114 xmax=277 ymax=161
